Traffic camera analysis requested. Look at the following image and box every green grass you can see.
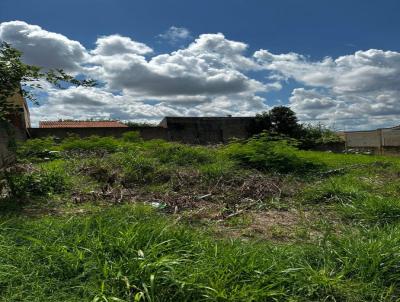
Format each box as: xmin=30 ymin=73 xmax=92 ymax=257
xmin=0 ymin=206 xmax=399 ymax=301
xmin=2 ymin=134 xmax=400 ymax=301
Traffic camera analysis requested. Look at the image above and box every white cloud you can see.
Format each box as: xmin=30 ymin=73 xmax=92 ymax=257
xmin=0 ymin=20 xmax=87 ymax=72
xmin=89 ymin=33 xmax=264 ymax=97
xmin=91 ymin=34 xmax=153 ymax=56
xmin=30 ymin=86 xmax=267 ymax=126
xmin=256 ymin=48 xmax=400 ymax=129
xmin=3 ymin=20 xmax=400 ymax=130
xmin=158 ymin=26 xmax=191 ymax=44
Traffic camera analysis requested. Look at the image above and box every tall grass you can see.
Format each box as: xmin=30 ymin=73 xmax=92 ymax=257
xmin=0 ymin=205 xmax=399 ymax=301
xmin=7 ymin=133 xmax=400 ymax=301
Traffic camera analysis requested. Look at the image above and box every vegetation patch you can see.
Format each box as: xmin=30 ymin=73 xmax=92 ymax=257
xmin=1 ymin=133 xmax=400 ymax=301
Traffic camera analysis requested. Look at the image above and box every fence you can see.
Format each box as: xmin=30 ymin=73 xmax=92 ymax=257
xmin=345 ymin=128 xmax=400 ymax=154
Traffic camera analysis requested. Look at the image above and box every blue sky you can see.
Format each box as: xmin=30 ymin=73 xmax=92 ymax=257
xmin=1 ymin=0 xmax=400 ymax=129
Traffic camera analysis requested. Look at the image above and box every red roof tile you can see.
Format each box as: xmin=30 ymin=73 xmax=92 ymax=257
xmin=39 ymin=120 xmax=128 ymax=128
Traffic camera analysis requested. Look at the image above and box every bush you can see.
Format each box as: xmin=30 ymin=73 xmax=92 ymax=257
xmin=6 ymin=169 xmax=67 ymax=198
xmin=154 ymin=143 xmax=215 ymax=166
xmin=74 ymin=156 xmax=117 ymax=184
xmin=122 ymin=131 xmax=142 ymax=143
xmin=111 ymin=152 xmax=161 ymax=186
xmin=60 ymin=135 xmax=121 ymax=153
xmin=299 ymin=124 xmax=343 ymax=149
xmin=17 ymin=137 xmax=58 ymax=160
xmin=225 ymin=133 xmax=322 ymax=174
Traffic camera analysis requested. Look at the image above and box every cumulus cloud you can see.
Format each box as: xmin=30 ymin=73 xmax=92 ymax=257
xmin=91 ymin=34 xmax=153 ymax=56
xmin=158 ymin=26 xmax=191 ymax=44
xmin=0 ymin=20 xmax=87 ymax=72
xmin=30 ymin=86 xmax=266 ymax=126
xmin=255 ymin=48 xmax=400 ymax=129
xmin=3 ymin=20 xmax=400 ymax=129
xmin=89 ymin=33 xmax=264 ymax=97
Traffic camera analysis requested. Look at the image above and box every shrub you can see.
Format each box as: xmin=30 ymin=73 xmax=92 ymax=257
xmin=122 ymin=131 xmax=142 ymax=143
xmin=74 ymin=156 xmax=117 ymax=184
xmin=154 ymin=143 xmax=214 ymax=166
xmin=111 ymin=152 xmax=160 ymax=186
xmin=17 ymin=137 xmax=58 ymax=160
xmin=299 ymin=124 xmax=344 ymax=149
xmin=225 ymin=133 xmax=321 ymax=174
xmin=6 ymin=169 xmax=67 ymax=198
xmin=60 ymin=135 xmax=121 ymax=153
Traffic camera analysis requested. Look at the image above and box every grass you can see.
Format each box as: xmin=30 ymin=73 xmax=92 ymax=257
xmin=1 ymin=133 xmax=400 ymax=301
xmin=1 ymin=206 xmax=399 ymax=301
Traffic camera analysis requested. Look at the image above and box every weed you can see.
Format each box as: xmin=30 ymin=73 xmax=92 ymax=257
xmin=6 ymin=168 xmax=68 ymax=198
xmin=225 ymin=133 xmax=322 ymax=174
xmin=60 ymin=135 xmax=122 ymax=153
xmin=0 ymin=206 xmax=399 ymax=301
xmin=122 ymin=130 xmax=142 ymax=142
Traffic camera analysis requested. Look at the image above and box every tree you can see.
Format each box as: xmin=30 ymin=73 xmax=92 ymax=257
xmin=254 ymin=106 xmax=301 ymax=137
xmin=269 ymin=106 xmax=301 ymax=137
xmin=253 ymin=106 xmax=342 ymax=149
xmin=0 ymin=42 xmax=96 ymax=122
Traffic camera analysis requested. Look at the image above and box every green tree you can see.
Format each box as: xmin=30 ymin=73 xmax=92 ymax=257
xmin=269 ymin=106 xmax=301 ymax=137
xmin=254 ymin=106 xmax=301 ymax=137
xmin=0 ymin=42 xmax=96 ymax=122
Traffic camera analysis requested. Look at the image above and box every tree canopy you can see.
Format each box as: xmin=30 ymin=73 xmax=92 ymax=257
xmin=0 ymin=42 xmax=96 ymax=122
xmin=254 ymin=106 xmax=302 ymax=138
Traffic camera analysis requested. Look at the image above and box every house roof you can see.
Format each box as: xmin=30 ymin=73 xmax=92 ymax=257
xmin=39 ymin=120 xmax=128 ymax=128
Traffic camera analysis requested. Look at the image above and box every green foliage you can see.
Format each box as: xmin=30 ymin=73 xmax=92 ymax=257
xmin=17 ymin=137 xmax=57 ymax=159
xmin=111 ymin=152 xmax=160 ymax=185
xmin=253 ymin=107 xmax=342 ymax=150
xmin=0 ymin=205 xmax=399 ymax=301
xmin=3 ymin=134 xmax=400 ymax=301
xmin=0 ymin=42 xmax=96 ymax=121
xmin=6 ymin=169 xmax=67 ymax=198
xmin=299 ymin=123 xmax=343 ymax=149
xmin=339 ymin=196 xmax=400 ymax=225
xmin=225 ymin=133 xmax=321 ymax=174
xmin=122 ymin=130 xmax=142 ymax=142
xmin=150 ymin=141 xmax=215 ymax=166
xmin=124 ymin=121 xmax=157 ymax=127
xmin=60 ymin=135 xmax=121 ymax=153
xmin=254 ymin=106 xmax=302 ymax=137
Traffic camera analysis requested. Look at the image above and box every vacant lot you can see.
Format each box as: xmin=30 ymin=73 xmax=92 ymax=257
xmin=1 ymin=133 xmax=400 ymax=301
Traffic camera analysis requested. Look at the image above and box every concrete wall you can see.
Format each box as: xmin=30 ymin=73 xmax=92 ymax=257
xmin=345 ymin=128 xmax=400 ymax=154
xmin=345 ymin=130 xmax=381 ymax=148
xmin=163 ymin=117 xmax=254 ymax=144
xmin=382 ymin=129 xmax=400 ymax=146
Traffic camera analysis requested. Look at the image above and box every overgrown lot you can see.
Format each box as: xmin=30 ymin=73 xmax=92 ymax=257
xmin=1 ymin=133 xmax=400 ymax=301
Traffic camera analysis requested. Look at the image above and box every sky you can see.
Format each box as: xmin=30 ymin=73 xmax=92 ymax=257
xmin=1 ymin=0 xmax=400 ymax=130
